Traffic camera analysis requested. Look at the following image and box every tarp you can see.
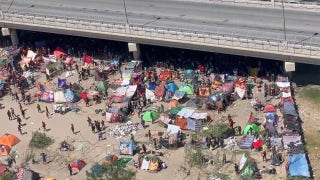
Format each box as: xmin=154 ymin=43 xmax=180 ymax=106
xmin=167 ymin=124 xmax=181 ymax=135
xmin=283 ymin=102 xmax=298 ymax=117
xmin=175 ymin=117 xmax=187 ymax=130
xmin=159 ymin=71 xmax=173 ymax=81
xmin=126 ymin=85 xmax=137 ymax=98
xmin=39 ymin=91 xmax=54 ymax=102
xmin=243 ymin=124 xmax=259 ymax=135
xmin=53 ymin=48 xmax=66 ymax=58
xmin=198 ymin=87 xmax=210 ymax=97
xmin=186 ymin=118 xmax=196 ymax=130
xmin=282 ymin=135 xmax=302 ymax=149
xmin=282 ymin=91 xmax=292 ymax=98
xmin=27 ymin=50 xmax=37 ymax=60
xmin=239 ymin=135 xmax=255 ymax=149
xmin=167 ymin=100 xmax=179 ymax=108
xmin=239 ymin=154 xmax=247 ymax=171
xmin=16 ymin=168 xmax=40 ymax=180
xmin=178 ymin=83 xmax=194 ymax=95
xmin=276 ymin=81 xmax=290 ymax=88
xmin=0 ymin=133 xmax=20 ymax=147
xmin=0 ymin=164 xmax=7 ymax=175
xmin=0 ymin=144 xmax=10 ymax=156
xmin=172 ymin=91 xmax=186 ymax=100
xmin=64 ymin=89 xmax=75 ymax=102
xmin=97 ymin=81 xmax=107 ymax=92
xmin=288 ymin=153 xmax=310 ymax=177
xmin=145 ymin=89 xmax=156 ymax=101
xmin=71 ymin=159 xmax=86 ymax=172
xmin=177 ymin=108 xmax=195 ymax=118
xmin=58 ymin=78 xmax=67 ymax=89
xmin=190 ymin=113 xmax=207 ymax=120
xmin=263 ymin=104 xmax=276 ymax=113
xmin=155 ymin=84 xmax=165 ymax=97
xmin=165 ymin=82 xmax=178 ymax=93
xmin=235 ymin=87 xmax=246 ymax=99
xmin=252 ymin=139 xmax=263 ymax=149
xmin=159 ymin=114 xmax=171 ymax=124
xmin=54 ymin=91 xmax=67 ymax=103
xmin=83 ymin=55 xmax=93 ymax=64
xmin=142 ymin=110 xmax=159 ymax=122
xmin=119 ymin=141 xmax=134 ymax=155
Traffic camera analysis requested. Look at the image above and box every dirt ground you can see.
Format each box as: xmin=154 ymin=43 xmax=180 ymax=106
xmin=0 ymin=61 xmax=318 ymax=180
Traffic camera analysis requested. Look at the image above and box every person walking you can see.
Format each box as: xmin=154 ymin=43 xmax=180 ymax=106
xmin=68 ymin=164 xmax=73 ymax=176
xmin=37 ymin=104 xmax=41 ymax=113
xmin=40 ymin=152 xmax=47 ymax=164
xmin=142 ymin=144 xmax=147 ymax=154
xmin=16 ymin=116 xmax=22 ymax=125
xmin=18 ymin=124 xmax=23 ymax=135
xmin=10 ymin=107 xmax=16 ymax=118
xmin=7 ymin=110 xmax=12 ymax=120
xmin=101 ymin=120 xmax=105 ymax=130
xmin=21 ymin=109 xmax=26 ymax=119
xmin=41 ymin=121 xmax=46 ymax=131
xmin=222 ymin=153 xmax=227 ymax=164
xmin=234 ymin=163 xmax=239 ymax=174
xmin=98 ymin=131 xmax=103 ymax=141
xmin=71 ymin=123 xmax=75 ymax=134
xmin=91 ymin=123 xmax=96 ymax=133
xmin=45 ymin=106 xmax=49 ymax=115
xmin=87 ymin=117 xmax=92 ymax=127
xmin=262 ymin=150 xmax=267 ymax=162
xmin=18 ymin=102 xmax=23 ymax=112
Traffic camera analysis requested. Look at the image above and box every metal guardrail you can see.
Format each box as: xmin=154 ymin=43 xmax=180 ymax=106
xmin=1 ymin=12 xmax=320 ymax=58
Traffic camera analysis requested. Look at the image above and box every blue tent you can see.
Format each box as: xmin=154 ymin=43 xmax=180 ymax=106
xmin=64 ymin=89 xmax=75 ymax=102
xmin=119 ymin=141 xmax=135 ymax=156
xmin=58 ymin=78 xmax=67 ymax=89
xmin=165 ymin=82 xmax=178 ymax=93
xmin=149 ymin=82 xmax=157 ymax=91
xmin=288 ymin=153 xmax=310 ymax=177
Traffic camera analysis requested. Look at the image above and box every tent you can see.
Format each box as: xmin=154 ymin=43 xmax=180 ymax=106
xmin=16 ymin=168 xmax=40 ymax=180
xmin=241 ymin=165 xmax=256 ymax=177
xmin=283 ymin=102 xmax=298 ymax=117
xmin=83 ymin=55 xmax=93 ymax=64
xmin=71 ymin=159 xmax=86 ymax=172
xmin=39 ymin=91 xmax=54 ymax=102
xmin=97 ymin=81 xmax=107 ymax=92
xmin=263 ymin=104 xmax=276 ymax=113
xmin=53 ymin=48 xmax=66 ymax=58
xmin=159 ymin=70 xmax=173 ymax=81
xmin=57 ymin=78 xmax=67 ymax=89
xmin=145 ymin=89 xmax=156 ymax=102
xmin=104 ymin=154 xmax=118 ymax=164
xmin=168 ymin=106 xmax=184 ymax=115
xmin=175 ymin=117 xmax=187 ymax=130
xmin=0 ymin=144 xmax=10 ymax=156
xmin=243 ymin=124 xmax=259 ymax=135
xmin=142 ymin=110 xmax=159 ymax=122
xmin=0 ymin=133 xmax=20 ymax=147
xmin=252 ymin=139 xmax=263 ymax=150
xmin=167 ymin=100 xmax=179 ymax=108
xmin=178 ymin=83 xmax=194 ymax=95
xmin=80 ymin=92 xmax=88 ymax=100
xmin=64 ymin=89 xmax=75 ymax=102
xmin=172 ymin=91 xmax=186 ymax=100
xmin=288 ymin=153 xmax=310 ymax=177
xmin=54 ymin=91 xmax=67 ymax=103
xmin=119 ymin=141 xmax=135 ymax=155
xmin=165 ymin=82 xmax=178 ymax=93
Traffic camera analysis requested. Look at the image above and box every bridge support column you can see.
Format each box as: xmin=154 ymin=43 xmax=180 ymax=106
xmin=1 ymin=28 xmax=19 ymax=45
xmin=128 ymin=43 xmax=140 ymax=60
xmin=284 ymin=61 xmax=295 ymax=79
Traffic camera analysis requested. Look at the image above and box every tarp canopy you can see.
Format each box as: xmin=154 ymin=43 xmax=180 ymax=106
xmin=54 ymin=91 xmax=67 ymax=103
xmin=263 ymin=104 xmax=276 ymax=113
xmin=145 ymin=88 xmax=156 ymax=101
xmin=71 ymin=159 xmax=86 ymax=172
xmin=288 ymin=153 xmax=310 ymax=177
xmin=0 ymin=144 xmax=10 ymax=156
xmin=177 ymin=108 xmax=195 ymax=118
xmin=142 ymin=110 xmax=159 ymax=122
xmin=97 ymin=81 xmax=107 ymax=92
xmin=165 ymin=82 xmax=178 ymax=93
xmin=243 ymin=124 xmax=259 ymax=135
xmin=178 ymin=83 xmax=194 ymax=95
xmin=119 ymin=141 xmax=135 ymax=155
xmin=64 ymin=89 xmax=75 ymax=102
xmin=283 ymin=102 xmax=298 ymax=117
xmin=0 ymin=133 xmax=20 ymax=147
xmin=167 ymin=124 xmax=181 ymax=135
xmin=39 ymin=91 xmax=54 ymax=102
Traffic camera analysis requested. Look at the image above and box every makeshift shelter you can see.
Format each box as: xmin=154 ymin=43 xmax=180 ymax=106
xmin=16 ymin=168 xmax=40 ymax=180
xmin=165 ymin=82 xmax=178 ymax=93
xmin=39 ymin=91 xmax=54 ymax=102
xmin=97 ymin=81 xmax=107 ymax=92
xmin=0 ymin=133 xmax=20 ymax=147
xmin=241 ymin=165 xmax=256 ymax=178
xmin=243 ymin=124 xmax=259 ymax=135
xmin=54 ymin=91 xmax=67 ymax=103
xmin=252 ymin=139 xmax=263 ymax=150
xmin=177 ymin=108 xmax=195 ymax=118
xmin=145 ymin=89 xmax=156 ymax=102
xmin=53 ymin=48 xmax=66 ymax=58
xmin=263 ymin=104 xmax=276 ymax=113
xmin=106 ymin=108 xmax=122 ymax=123
xmin=167 ymin=100 xmax=179 ymax=108
xmin=186 ymin=98 xmax=203 ymax=108
xmin=57 ymin=78 xmax=67 ymax=89
xmin=198 ymin=87 xmax=210 ymax=97
xmin=159 ymin=70 xmax=173 ymax=81
xmin=64 ymin=89 xmax=75 ymax=102
xmin=172 ymin=91 xmax=186 ymax=100
xmin=119 ymin=141 xmax=135 ymax=155
xmin=0 ymin=144 xmax=10 ymax=156
xmin=239 ymin=136 xmax=255 ymax=149
xmin=154 ymin=84 xmax=165 ymax=99
xmin=142 ymin=110 xmax=159 ymax=122
xmin=83 ymin=55 xmax=93 ymax=64
xmin=283 ymin=102 xmax=298 ymax=117
xmin=117 ymin=157 xmax=133 ymax=168
xmin=71 ymin=159 xmax=86 ymax=172
xmin=178 ymin=83 xmax=194 ymax=95
xmin=288 ymin=153 xmax=310 ymax=177
xmin=175 ymin=117 xmax=187 ymax=130
xmin=104 ymin=154 xmax=118 ymax=164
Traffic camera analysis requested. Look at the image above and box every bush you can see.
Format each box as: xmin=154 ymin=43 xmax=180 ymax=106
xmin=29 ymin=131 xmax=54 ymax=149
xmin=209 ymin=172 xmax=230 ymax=180
xmin=86 ymin=163 xmax=136 ymax=180
xmin=201 ymin=123 xmax=231 ymax=138
xmin=185 ymin=148 xmax=206 ymax=168
xmin=0 ymin=171 xmax=16 ymax=180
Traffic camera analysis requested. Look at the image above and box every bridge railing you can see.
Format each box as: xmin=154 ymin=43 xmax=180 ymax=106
xmin=2 ymin=12 xmax=320 ymax=58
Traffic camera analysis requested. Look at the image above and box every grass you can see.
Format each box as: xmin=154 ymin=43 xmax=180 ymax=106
xmin=299 ymin=87 xmax=320 ymax=104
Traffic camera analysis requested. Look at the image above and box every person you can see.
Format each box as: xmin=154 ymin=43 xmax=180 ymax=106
xmin=42 ymin=121 xmax=46 ymax=131
xmin=10 ymin=107 xmax=16 ymax=118
xmin=85 ymin=98 xmax=90 ymax=107
xmin=18 ymin=124 xmax=23 ymax=135
xmin=37 ymin=104 xmax=41 ymax=113
xmin=21 ymin=109 xmax=26 ymax=119
xmin=7 ymin=110 xmax=12 ymax=120
xmin=101 ymin=120 xmax=105 ymax=129
xmin=142 ymin=144 xmax=147 ymax=154
xmin=71 ymin=123 xmax=75 ymax=134
xmin=87 ymin=117 xmax=92 ymax=126
xmin=148 ymin=130 xmax=152 ymax=141
xmin=7 ymin=158 xmax=13 ymax=168
xmin=40 ymin=152 xmax=47 ymax=164
xmin=222 ymin=153 xmax=227 ymax=164
xmin=98 ymin=131 xmax=103 ymax=141
xmin=19 ymin=102 xmax=23 ymax=112
xmin=45 ymin=106 xmax=49 ymax=115
xmin=68 ymin=164 xmax=73 ymax=176
xmin=16 ymin=116 xmax=22 ymax=125
xmin=91 ymin=123 xmax=96 ymax=133
xmin=228 ymin=114 xmax=235 ymax=129
xmin=234 ymin=163 xmax=239 ymax=174
xmin=130 ymin=134 xmax=135 ymax=142
xmin=262 ymin=150 xmax=267 ymax=162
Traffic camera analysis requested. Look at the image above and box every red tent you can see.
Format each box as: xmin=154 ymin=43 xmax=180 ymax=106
xmin=252 ymin=139 xmax=263 ymax=149
xmin=80 ymin=92 xmax=88 ymax=100
xmin=71 ymin=159 xmax=86 ymax=172
xmin=53 ymin=48 xmax=66 ymax=58
xmin=263 ymin=104 xmax=276 ymax=113
xmin=83 ymin=55 xmax=93 ymax=64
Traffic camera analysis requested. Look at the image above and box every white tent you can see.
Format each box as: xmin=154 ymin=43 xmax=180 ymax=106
xmin=54 ymin=91 xmax=67 ymax=103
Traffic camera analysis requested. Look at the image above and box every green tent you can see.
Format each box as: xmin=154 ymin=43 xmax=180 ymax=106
xmin=178 ymin=83 xmax=194 ymax=95
xmin=243 ymin=124 xmax=259 ymax=135
xmin=241 ymin=165 xmax=256 ymax=177
xmin=142 ymin=110 xmax=159 ymax=122
xmin=97 ymin=81 xmax=108 ymax=92
xmin=168 ymin=105 xmax=184 ymax=115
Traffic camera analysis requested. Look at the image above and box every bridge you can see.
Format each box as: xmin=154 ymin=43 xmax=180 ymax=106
xmin=1 ymin=0 xmax=320 ymax=65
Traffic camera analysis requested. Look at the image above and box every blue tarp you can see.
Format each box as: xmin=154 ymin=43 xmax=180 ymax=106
xmin=283 ymin=102 xmax=298 ymax=117
xmin=149 ymin=83 xmax=157 ymax=91
xmin=186 ymin=118 xmax=196 ymax=131
xmin=288 ymin=153 xmax=310 ymax=177
xmin=58 ymin=78 xmax=67 ymax=89
xmin=166 ymin=82 xmax=178 ymax=93
xmin=119 ymin=141 xmax=135 ymax=156
xmin=64 ymin=89 xmax=74 ymax=102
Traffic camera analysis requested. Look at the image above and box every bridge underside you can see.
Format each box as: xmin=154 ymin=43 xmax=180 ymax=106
xmin=2 ymin=23 xmax=320 ymax=65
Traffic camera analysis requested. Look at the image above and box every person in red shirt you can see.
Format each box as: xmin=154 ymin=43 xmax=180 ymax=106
xmin=228 ymin=114 xmax=235 ymax=129
xmin=41 ymin=121 xmax=46 ymax=131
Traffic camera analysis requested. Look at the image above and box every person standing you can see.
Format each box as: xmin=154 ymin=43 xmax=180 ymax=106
xmin=71 ymin=123 xmax=75 ymax=134
xmin=7 ymin=110 xmax=12 ymax=120
xmin=10 ymin=107 xmax=16 ymax=118
xmin=234 ymin=163 xmax=239 ymax=174
xmin=45 ymin=106 xmax=49 ymax=115
xmin=68 ymin=164 xmax=73 ymax=176
xmin=222 ymin=153 xmax=227 ymax=164
xmin=16 ymin=116 xmax=22 ymax=125
xmin=42 ymin=121 xmax=46 ymax=131
xmin=261 ymin=150 xmax=267 ymax=162
xmin=87 ymin=117 xmax=92 ymax=127
xmin=18 ymin=102 xmax=23 ymax=112
xmin=18 ymin=124 xmax=23 ymax=135
xmin=142 ymin=144 xmax=147 ymax=154
xmin=91 ymin=123 xmax=96 ymax=133
xmin=98 ymin=131 xmax=103 ymax=141
xmin=21 ymin=109 xmax=26 ymax=119
xmin=40 ymin=152 xmax=47 ymax=164
xmin=37 ymin=104 xmax=42 ymax=113
xmin=101 ymin=120 xmax=105 ymax=130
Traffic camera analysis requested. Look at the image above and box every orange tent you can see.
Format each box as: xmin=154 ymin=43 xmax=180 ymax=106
xmin=175 ymin=117 xmax=187 ymax=130
xmin=0 ymin=134 xmax=20 ymax=147
xmin=167 ymin=100 xmax=179 ymax=108
xmin=0 ymin=144 xmax=11 ymax=156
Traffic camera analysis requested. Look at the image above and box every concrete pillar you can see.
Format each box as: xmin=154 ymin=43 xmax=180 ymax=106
xmin=284 ymin=61 xmax=295 ymax=79
xmin=10 ymin=29 xmax=19 ymax=45
xmin=128 ymin=43 xmax=140 ymax=60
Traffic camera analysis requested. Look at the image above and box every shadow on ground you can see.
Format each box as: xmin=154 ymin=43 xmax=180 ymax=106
xmin=292 ymin=63 xmax=320 ymax=86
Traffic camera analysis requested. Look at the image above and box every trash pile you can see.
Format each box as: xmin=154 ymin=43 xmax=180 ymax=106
xmin=107 ymin=121 xmax=143 ymax=139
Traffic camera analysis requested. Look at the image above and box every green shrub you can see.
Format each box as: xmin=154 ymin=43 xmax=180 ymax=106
xmin=86 ymin=163 xmax=136 ymax=180
xmin=29 ymin=131 xmax=54 ymax=149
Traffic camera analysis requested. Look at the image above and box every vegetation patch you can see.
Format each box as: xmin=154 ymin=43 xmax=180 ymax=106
xmin=29 ymin=131 xmax=54 ymax=149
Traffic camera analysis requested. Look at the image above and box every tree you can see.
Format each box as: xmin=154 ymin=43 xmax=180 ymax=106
xmin=201 ymin=123 xmax=231 ymax=138
xmin=0 ymin=171 xmax=15 ymax=180
xmin=29 ymin=131 xmax=54 ymax=149
xmin=86 ymin=163 xmax=136 ymax=180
